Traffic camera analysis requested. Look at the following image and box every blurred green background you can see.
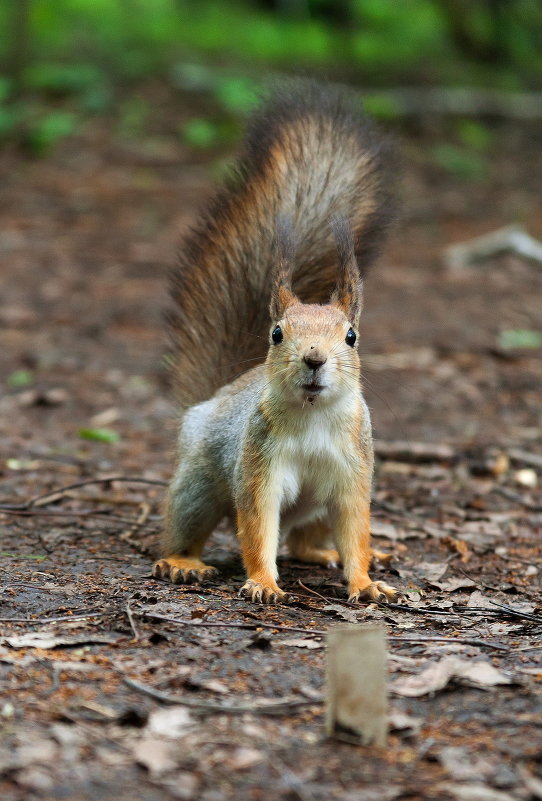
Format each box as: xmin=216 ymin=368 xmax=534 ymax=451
xmin=0 ymin=0 xmax=541 ymax=156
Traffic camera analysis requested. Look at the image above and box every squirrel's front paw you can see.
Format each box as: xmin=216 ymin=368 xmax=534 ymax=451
xmin=239 ymin=579 xmax=289 ymax=605
xmin=348 ymin=580 xmax=398 ymax=604
xmin=153 ymin=556 xmax=218 ymax=585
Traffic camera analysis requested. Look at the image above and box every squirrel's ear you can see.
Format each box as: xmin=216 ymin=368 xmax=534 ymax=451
xmin=330 ymin=214 xmax=363 ymax=326
xmin=270 ymin=215 xmax=298 ymax=320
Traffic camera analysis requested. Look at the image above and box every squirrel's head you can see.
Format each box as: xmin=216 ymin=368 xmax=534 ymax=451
xmin=266 ymin=215 xmax=362 ymax=407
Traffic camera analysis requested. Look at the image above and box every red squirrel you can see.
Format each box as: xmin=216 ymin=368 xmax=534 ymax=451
xmin=153 ymin=80 xmax=398 ymax=604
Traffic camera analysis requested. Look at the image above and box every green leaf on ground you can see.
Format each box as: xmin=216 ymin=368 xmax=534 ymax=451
xmin=499 ymin=329 xmax=542 ymax=350
xmin=79 ymin=427 xmax=120 ymax=443
xmin=0 ymin=552 xmax=47 ymax=561
xmin=7 ymin=370 xmax=34 ymax=388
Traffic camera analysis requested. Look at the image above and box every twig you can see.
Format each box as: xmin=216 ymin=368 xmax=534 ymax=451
xmin=139 ymin=610 xmax=508 ymax=651
xmin=138 ymin=609 xmax=326 ymax=637
xmin=507 ymin=449 xmax=542 ymax=470
xmin=488 ymin=600 xmax=542 ymax=625
xmin=455 ymin=565 xmax=540 ymax=600
xmin=446 ymin=225 xmax=542 ymax=271
xmin=273 ymin=756 xmax=317 ymax=801
xmin=492 ymin=486 xmax=542 ymax=513
xmin=374 ymin=440 xmax=456 ymax=463
xmin=386 ymin=602 xmax=462 ymax=617
xmin=123 ymin=677 xmax=321 ymax=714
xmin=297 ymin=580 xmax=355 ymax=608
xmin=388 ymin=635 xmax=509 ymax=652
xmin=120 ymin=502 xmax=152 ymax=547
xmin=0 ymin=507 xmax=156 ymax=525
xmin=0 ymin=610 xmax=114 ymax=624
xmin=3 ymin=476 xmax=167 ymax=511
xmin=125 ymin=603 xmax=140 ymax=641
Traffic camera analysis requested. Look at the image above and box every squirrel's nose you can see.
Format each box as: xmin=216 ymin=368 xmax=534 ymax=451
xmin=304 ymin=353 xmax=327 ymax=371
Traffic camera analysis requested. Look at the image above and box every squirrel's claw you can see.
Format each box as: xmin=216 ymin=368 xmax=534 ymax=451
xmin=348 ymin=580 xmax=398 ymax=604
xmin=152 ymin=558 xmax=218 ymax=585
xmin=239 ymin=579 xmax=289 ymax=605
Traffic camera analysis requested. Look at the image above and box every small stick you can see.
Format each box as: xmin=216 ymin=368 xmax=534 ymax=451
xmin=445 ymin=225 xmax=542 ymax=270
xmin=0 ymin=610 xmax=113 ymax=624
xmin=388 ymin=635 xmax=509 ymax=652
xmin=138 ymin=609 xmax=326 ymax=637
xmin=0 ymin=507 xmax=155 ymax=525
xmin=298 ymin=580 xmax=356 ymax=608
xmin=2 ymin=476 xmax=167 ymax=511
xmin=125 ymin=603 xmax=140 ymax=641
xmin=488 ymin=600 xmax=542 ymax=625
xmin=121 ymin=502 xmax=152 ymax=546
xmin=123 ymin=677 xmax=321 ymax=715
xmin=492 ymin=486 xmax=542 ymax=513
xmin=139 ymin=610 xmax=509 ymax=651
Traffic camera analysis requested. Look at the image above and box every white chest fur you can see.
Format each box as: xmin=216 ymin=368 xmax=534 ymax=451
xmin=271 ymin=404 xmax=359 ymax=515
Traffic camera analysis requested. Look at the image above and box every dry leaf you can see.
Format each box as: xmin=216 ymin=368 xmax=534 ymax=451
xmin=518 ymin=766 xmax=542 ymax=800
xmin=279 ymin=638 xmax=323 ymax=649
xmin=388 ymin=710 xmax=422 ymax=735
xmin=228 ymin=747 xmax=264 ymax=770
xmin=133 ymin=738 xmax=178 ymax=776
xmin=438 ymin=747 xmax=494 ymax=781
xmin=442 ymin=535 xmax=472 ymax=563
xmin=323 ymin=604 xmax=359 ymax=623
xmin=414 ymin=561 xmax=449 ymax=583
xmin=430 ymin=577 xmax=476 ymax=592
xmin=3 ymin=632 xmax=120 ymax=649
xmin=467 ymin=591 xmax=494 ymax=608
xmin=391 ymin=657 xmax=511 ymax=697
xmin=145 ymin=706 xmax=194 ymax=738
xmin=440 ymin=783 xmax=518 ymax=801
xmin=371 ymin=521 xmax=407 ymax=540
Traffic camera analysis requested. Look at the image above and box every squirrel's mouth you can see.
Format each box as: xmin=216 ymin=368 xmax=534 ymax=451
xmin=301 ymin=383 xmax=325 ymax=394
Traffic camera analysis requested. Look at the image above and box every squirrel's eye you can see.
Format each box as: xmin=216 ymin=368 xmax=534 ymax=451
xmin=272 ymin=325 xmax=283 ymax=344
xmin=345 ymin=328 xmax=356 ymax=347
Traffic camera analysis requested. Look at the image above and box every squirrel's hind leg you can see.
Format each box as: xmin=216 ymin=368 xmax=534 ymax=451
xmin=287 ymin=521 xmax=392 ymax=569
xmin=287 ymin=521 xmax=340 ymax=568
xmin=153 ymin=468 xmax=224 ymax=585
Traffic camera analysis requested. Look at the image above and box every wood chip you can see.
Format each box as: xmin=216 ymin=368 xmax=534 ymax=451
xmin=326 ymin=624 xmax=388 ymax=746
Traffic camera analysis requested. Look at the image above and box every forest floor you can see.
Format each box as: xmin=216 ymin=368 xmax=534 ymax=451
xmin=1 ymin=84 xmax=542 ymax=801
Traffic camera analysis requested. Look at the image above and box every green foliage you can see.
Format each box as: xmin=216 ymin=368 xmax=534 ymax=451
xmin=214 ymin=77 xmax=258 ymax=115
xmin=7 ymin=369 xmax=34 ymax=388
xmin=0 ymin=0 xmax=541 ymax=154
xmin=117 ymin=96 xmax=149 ymax=138
xmin=455 ymin=119 xmax=492 ymax=151
xmin=362 ymin=94 xmax=401 ymax=121
xmin=431 ymin=142 xmax=487 ymax=181
xmin=498 ymin=329 xmax=542 ymax=350
xmin=24 ymin=109 xmax=77 ymax=155
xmin=182 ymin=117 xmax=221 ymax=149
xmin=1 ymin=0 xmax=540 ymax=93
xmin=78 ymin=427 xmax=120 ymax=443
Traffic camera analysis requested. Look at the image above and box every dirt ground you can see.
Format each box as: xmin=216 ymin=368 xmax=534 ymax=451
xmin=1 ymin=86 xmax=541 ymax=801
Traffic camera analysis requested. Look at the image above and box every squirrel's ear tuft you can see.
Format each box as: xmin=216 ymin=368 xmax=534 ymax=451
xmin=270 ymin=215 xmax=298 ymax=320
xmin=329 ymin=214 xmax=363 ymax=326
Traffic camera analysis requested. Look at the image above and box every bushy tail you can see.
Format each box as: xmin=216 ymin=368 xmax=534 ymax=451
xmin=169 ymin=80 xmax=396 ymax=408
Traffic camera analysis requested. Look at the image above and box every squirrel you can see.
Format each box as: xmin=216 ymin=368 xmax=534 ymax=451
xmin=152 ymin=80 xmax=398 ymax=605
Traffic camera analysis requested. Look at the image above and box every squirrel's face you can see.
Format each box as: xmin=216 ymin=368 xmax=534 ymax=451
xmin=265 ymin=301 xmax=360 ymax=406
